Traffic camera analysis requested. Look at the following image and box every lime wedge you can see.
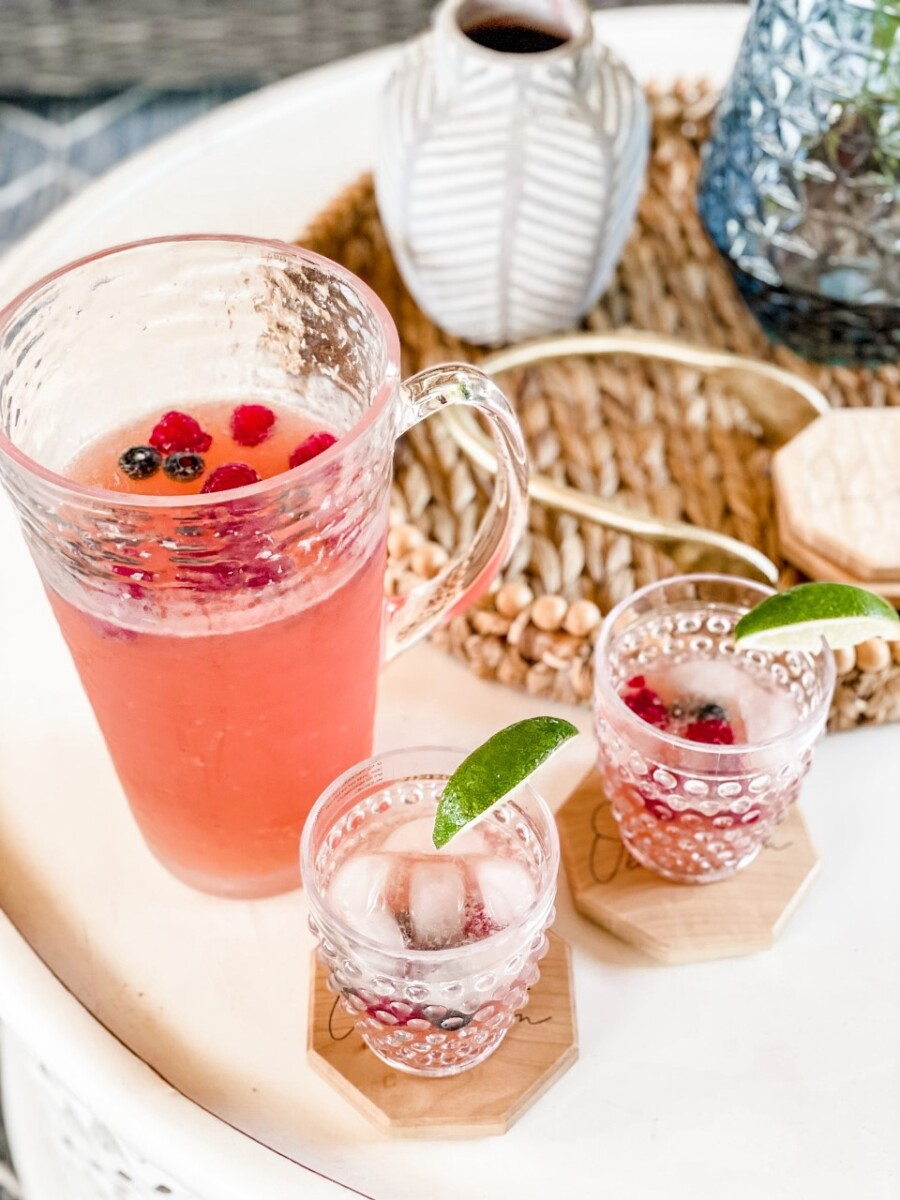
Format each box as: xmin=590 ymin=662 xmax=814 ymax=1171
xmin=432 ymin=716 xmax=579 ymax=849
xmin=734 ymin=582 xmax=900 ymax=652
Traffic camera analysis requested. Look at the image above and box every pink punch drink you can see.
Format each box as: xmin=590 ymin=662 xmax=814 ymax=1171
xmin=593 ymin=575 xmax=834 ymax=883
xmin=0 ymin=237 xmax=528 ymax=896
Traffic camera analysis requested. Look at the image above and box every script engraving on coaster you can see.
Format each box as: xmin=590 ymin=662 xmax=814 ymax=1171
xmin=308 ymin=930 xmax=577 ymax=1138
xmin=558 ymin=769 xmax=820 ymax=965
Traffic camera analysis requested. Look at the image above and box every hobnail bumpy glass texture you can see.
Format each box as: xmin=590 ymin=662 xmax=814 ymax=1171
xmin=313 ymin=915 xmax=551 ymax=1075
xmin=593 ymin=580 xmax=833 ymax=884
xmin=0 ymin=238 xmax=392 ymax=619
xmin=698 ymin=0 xmax=900 ymax=365
xmin=303 ymin=753 xmax=558 ymax=1077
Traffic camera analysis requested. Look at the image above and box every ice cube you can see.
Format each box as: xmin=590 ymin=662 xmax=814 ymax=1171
xmin=382 ymin=817 xmax=440 ymax=855
xmin=355 ymin=907 xmax=405 ymax=949
xmin=382 ymin=815 xmax=489 ymax=857
xmin=737 ymin=677 xmax=798 ymax=742
xmin=327 ymin=854 xmax=391 ymax=923
xmin=443 ymin=823 xmax=491 ymax=857
xmin=408 ymin=862 xmax=466 ymax=949
xmin=475 ymin=859 xmax=537 ymax=928
xmin=659 ymin=660 xmax=743 ymax=707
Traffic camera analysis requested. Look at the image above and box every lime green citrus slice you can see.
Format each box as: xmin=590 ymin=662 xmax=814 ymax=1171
xmin=432 ymin=716 xmax=579 ymax=849
xmin=734 ymin=582 xmax=900 ymax=652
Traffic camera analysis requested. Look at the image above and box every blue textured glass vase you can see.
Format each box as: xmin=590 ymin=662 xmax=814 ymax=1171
xmin=698 ymin=0 xmax=900 ymax=366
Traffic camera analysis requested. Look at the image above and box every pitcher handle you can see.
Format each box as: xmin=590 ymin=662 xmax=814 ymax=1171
xmin=384 ymin=363 xmax=529 ymax=662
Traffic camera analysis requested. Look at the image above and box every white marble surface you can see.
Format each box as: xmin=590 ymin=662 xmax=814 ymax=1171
xmin=0 ymin=9 xmax=898 ymax=1197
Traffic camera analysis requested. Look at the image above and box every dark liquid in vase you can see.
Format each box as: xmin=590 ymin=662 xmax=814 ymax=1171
xmin=465 ymin=18 xmax=568 ymax=53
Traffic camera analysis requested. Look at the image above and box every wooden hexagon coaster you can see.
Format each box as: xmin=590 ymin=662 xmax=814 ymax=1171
xmin=558 ymin=770 xmax=821 ymax=965
xmin=774 ymin=409 xmax=900 ymax=590
xmin=307 ymin=931 xmax=577 ymax=1138
xmin=777 ymin=522 xmax=900 ymax=605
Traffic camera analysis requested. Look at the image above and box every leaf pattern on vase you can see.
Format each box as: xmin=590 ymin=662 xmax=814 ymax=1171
xmin=376 ymin=2 xmax=648 ymax=345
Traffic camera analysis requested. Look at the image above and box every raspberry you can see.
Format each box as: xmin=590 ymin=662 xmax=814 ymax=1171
xmin=111 ymin=563 xmax=151 ymax=603
xmin=241 ymin=556 xmax=291 ymax=589
xmin=288 ymin=431 xmax=337 ymax=469
xmin=626 ymin=675 xmax=647 ymax=689
xmin=684 ymin=717 xmax=735 ymax=745
xmin=200 ymin=462 xmax=260 ymax=494
xmin=712 ymin=812 xmax=740 ymax=829
xmin=87 ymin=614 xmax=139 ymax=643
xmin=112 ymin=563 xmax=153 ymax=585
xmin=644 ymin=796 xmax=676 ymax=821
xmin=178 ymin=531 xmax=291 ymax=592
xmin=118 ymin=445 xmax=161 ymax=480
xmin=162 ymin=451 xmax=205 ymax=482
xmin=231 ymin=404 xmax=276 ymax=447
xmin=623 ymin=685 xmax=669 ymax=728
xmin=149 ymin=411 xmax=212 ymax=455
xmin=463 ymin=904 xmax=501 ymax=943
xmin=368 ymin=1002 xmax=419 ymax=1027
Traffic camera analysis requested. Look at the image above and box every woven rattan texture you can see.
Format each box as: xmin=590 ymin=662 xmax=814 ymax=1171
xmin=0 ymin=0 xmax=438 ymax=94
xmin=302 ymin=82 xmax=900 ymax=731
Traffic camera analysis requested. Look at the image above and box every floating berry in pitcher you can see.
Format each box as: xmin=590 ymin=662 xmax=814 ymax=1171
xmin=201 ymin=462 xmax=260 ymax=494
xmin=118 ymin=445 xmax=162 ymax=480
xmin=163 ymin=451 xmax=205 ymax=482
xmin=289 ymin=431 xmax=337 ymax=469
xmin=112 ymin=563 xmax=154 ymax=586
xmin=231 ymin=404 xmax=276 ymax=447
xmin=149 ymin=410 xmax=213 ymax=455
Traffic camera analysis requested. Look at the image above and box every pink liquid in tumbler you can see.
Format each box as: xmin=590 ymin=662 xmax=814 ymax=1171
xmin=599 ymin=652 xmax=809 ymax=882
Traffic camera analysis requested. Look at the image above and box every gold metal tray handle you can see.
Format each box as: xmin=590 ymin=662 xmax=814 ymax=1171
xmin=442 ymin=330 xmax=831 ymax=586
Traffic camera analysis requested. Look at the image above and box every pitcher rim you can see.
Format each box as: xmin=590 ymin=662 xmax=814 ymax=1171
xmin=0 ymin=233 xmax=403 ymax=510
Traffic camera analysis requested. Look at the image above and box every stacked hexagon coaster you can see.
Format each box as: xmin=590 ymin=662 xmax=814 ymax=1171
xmin=774 ymin=409 xmax=900 ymax=604
xmin=557 ymin=770 xmax=820 ymax=964
xmin=307 ymin=932 xmax=577 ymax=1137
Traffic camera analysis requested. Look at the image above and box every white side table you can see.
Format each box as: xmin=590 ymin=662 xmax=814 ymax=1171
xmin=1 ymin=10 xmax=898 ymax=1198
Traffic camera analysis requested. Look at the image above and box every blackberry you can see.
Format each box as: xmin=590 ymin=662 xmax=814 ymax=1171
xmin=696 ymin=702 xmax=728 ymax=722
xmin=118 ymin=445 xmax=162 ymax=480
xmin=163 ymin=451 xmax=206 ymax=482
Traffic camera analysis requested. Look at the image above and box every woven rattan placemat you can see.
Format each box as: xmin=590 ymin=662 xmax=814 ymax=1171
xmin=302 ymin=81 xmax=900 ymax=732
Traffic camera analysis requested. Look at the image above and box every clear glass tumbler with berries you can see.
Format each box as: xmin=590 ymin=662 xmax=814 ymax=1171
xmin=592 ymin=575 xmax=835 ymax=883
xmin=301 ymin=746 xmax=559 ymax=1076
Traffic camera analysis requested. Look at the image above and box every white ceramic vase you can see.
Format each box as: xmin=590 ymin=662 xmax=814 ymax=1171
xmin=376 ymin=0 xmax=649 ymax=345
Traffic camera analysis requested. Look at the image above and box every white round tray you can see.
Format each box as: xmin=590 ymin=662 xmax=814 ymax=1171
xmin=1 ymin=9 xmax=898 ymax=1199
